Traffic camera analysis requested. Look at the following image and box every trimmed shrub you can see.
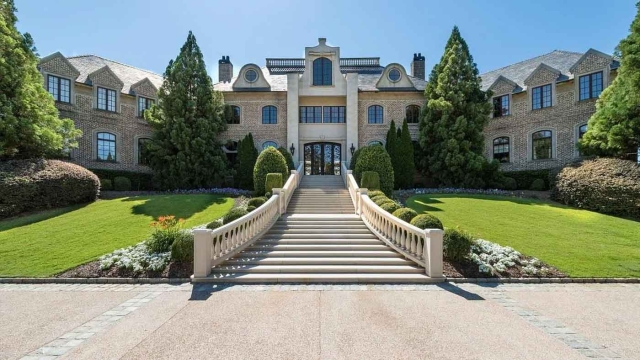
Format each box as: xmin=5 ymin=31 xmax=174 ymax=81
xmin=247 ymin=197 xmax=267 ymax=208
xmin=529 ymin=178 xmax=546 ymax=191
xmin=443 ymin=228 xmax=474 ymax=262
xmin=237 ymin=133 xmax=259 ymax=190
xmin=265 ymin=192 xmax=271 ymax=199
xmin=89 ymin=168 xmax=154 ymax=191
xmin=354 ymin=145 xmax=394 ymax=196
xmin=502 ymin=169 xmax=550 ymax=190
xmin=113 ymin=176 xmax=132 ymax=191
xmin=246 ymin=205 xmax=256 ymax=212
xmin=206 ymin=220 xmax=222 ymax=230
xmin=374 ymin=196 xmax=392 ymax=206
xmin=253 ymin=147 xmax=288 ymax=195
xmin=392 ymin=208 xmax=418 ymax=223
xmin=147 ymin=216 xmax=187 ymax=253
xmin=0 ymin=159 xmax=99 ymax=218
xmin=170 ymin=233 xmax=194 ymax=261
xmin=368 ymin=190 xmax=385 ymax=198
xmin=410 ymin=214 xmax=444 ymax=230
xmin=361 ymin=171 xmax=380 ymax=191
xmin=349 ymin=148 xmax=362 ymax=171
xmin=370 ymin=194 xmax=388 ymax=202
xmin=380 ymin=202 xmax=401 ymax=213
xmin=551 ymin=158 xmax=640 ymax=218
xmin=223 ymin=208 xmax=249 ymax=224
xmin=100 ymin=178 xmax=113 ymax=191
xmin=265 ymin=173 xmax=283 ymax=195
xmin=277 ymin=147 xmax=295 ymax=172
xmin=501 ymin=177 xmax=517 ymax=191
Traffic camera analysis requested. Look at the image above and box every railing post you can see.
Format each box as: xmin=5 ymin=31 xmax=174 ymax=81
xmin=273 ymin=188 xmax=283 ymax=215
xmin=424 ymin=229 xmax=444 ymax=278
xmin=359 ymin=188 xmax=368 ymax=216
xmin=193 ymin=229 xmax=213 ymax=279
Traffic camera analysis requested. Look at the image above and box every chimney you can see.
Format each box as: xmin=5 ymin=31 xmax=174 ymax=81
xmin=411 ymin=53 xmax=425 ymax=80
xmin=218 ymin=56 xmax=233 ymax=83
xmin=318 ymin=37 xmax=327 ymax=46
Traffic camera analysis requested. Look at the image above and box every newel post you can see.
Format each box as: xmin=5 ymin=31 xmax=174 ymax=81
xmin=423 ymin=229 xmax=444 ymax=278
xmin=273 ymin=188 xmax=284 ymax=214
xmin=359 ymin=188 xmax=368 ymax=216
xmin=193 ymin=229 xmax=213 ymax=279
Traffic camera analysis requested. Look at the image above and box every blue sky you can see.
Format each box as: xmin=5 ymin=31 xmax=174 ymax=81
xmin=16 ymin=0 xmax=636 ymax=82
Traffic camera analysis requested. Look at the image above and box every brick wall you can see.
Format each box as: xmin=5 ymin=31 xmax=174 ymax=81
xmin=357 ymin=92 xmax=424 ymax=148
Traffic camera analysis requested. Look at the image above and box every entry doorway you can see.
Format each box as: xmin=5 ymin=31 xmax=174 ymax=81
xmin=304 ymin=142 xmax=342 ymax=175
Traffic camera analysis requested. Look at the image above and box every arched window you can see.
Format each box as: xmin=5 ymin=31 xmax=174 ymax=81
xmin=313 ymin=57 xmax=332 ymax=86
xmin=262 ymin=141 xmax=278 ymax=150
xmin=578 ymin=124 xmax=588 ymax=140
xmin=368 ymin=105 xmax=383 ymax=124
xmin=532 ymin=130 xmax=553 ymax=160
xmin=367 ymin=140 xmax=384 ymax=146
xmin=226 ymin=105 xmax=240 ymax=124
xmin=406 ymin=105 xmax=420 ymax=124
xmin=262 ymin=106 xmax=277 ymax=124
xmin=97 ymin=132 xmax=116 ymax=162
xmin=493 ymin=137 xmax=510 ymax=163
xmin=137 ymin=138 xmax=151 ymax=165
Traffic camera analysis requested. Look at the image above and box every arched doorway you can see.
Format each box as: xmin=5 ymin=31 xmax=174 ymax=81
xmin=304 ymin=142 xmax=341 ymax=175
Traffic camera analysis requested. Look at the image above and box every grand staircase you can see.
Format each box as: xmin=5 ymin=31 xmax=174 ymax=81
xmin=209 ymin=175 xmax=432 ymax=283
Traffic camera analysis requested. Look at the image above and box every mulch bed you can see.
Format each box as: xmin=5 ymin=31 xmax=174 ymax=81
xmin=56 ymin=260 xmax=193 ymax=279
xmin=443 ymin=256 xmax=566 ymax=278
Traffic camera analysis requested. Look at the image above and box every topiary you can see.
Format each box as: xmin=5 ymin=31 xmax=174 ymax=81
xmin=368 ymin=190 xmax=385 ymax=198
xmin=380 ymin=202 xmax=401 ymax=213
xmin=113 ymin=176 xmax=132 ymax=191
xmin=349 ymin=147 xmax=362 ymax=171
xmin=247 ymin=197 xmax=267 ymax=208
xmin=443 ymin=228 xmax=474 ymax=262
xmin=361 ymin=171 xmax=380 ymax=191
xmin=170 ymin=233 xmax=194 ymax=261
xmin=277 ymin=147 xmax=296 ymax=172
xmin=265 ymin=192 xmax=271 ymax=199
xmin=223 ymin=208 xmax=249 ymax=224
xmin=529 ymin=178 xmax=546 ymax=191
xmin=206 ymin=220 xmax=222 ymax=230
xmin=501 ymin=177 xmax=517 ymax=191
xmin=100 ymin=178 xmax=113 ymax=191
xmin=253 ymin=147 xmax=288 ymax=195
xmin=370 ymin=194 xmax=388 ymax=202
xmin=354 ymin=145 xmax=394 ymax=196
xmin=392 ymin=208 xmax=418 ymax=223
xmin=246 ymin=205 xmax=256 ymax=212
xmin=410 ymin=214 xmax=443 ymax=230
xmin=374 ymin=196 xmax=392 ymax=206
xmin=265 ymin=173 xmax=283 ymax=195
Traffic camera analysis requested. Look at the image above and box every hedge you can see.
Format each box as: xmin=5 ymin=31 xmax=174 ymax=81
xmin=502 ymin=169 xmax=551 ymax=190
xmin=253 ymin=147 xmax=288 ymax=195
xmin=89 ymin=168 xmax=154 ymax=191
xmin=265 ymin=173 xmax=283 ymax=194
xmin=113 ymin=176 xmax=132 ymax=191
xmin=277 ymin=147 xmax=296 ymax=172
xmin=361 ymin=171 xmax=380 ymax=191
xmin=410 ymin=214 xmax=444 ymax=230
xmin=100 ymin=178 xmax=113 ymax=191
xmin=0 ymin=159 xmax=99 ymax=218
xmin=354 ymin=145 xmax=394 ymax=196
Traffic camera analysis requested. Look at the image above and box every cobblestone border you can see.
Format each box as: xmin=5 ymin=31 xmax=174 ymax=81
xmin=0 ymin=277 xmax=191 ymax=284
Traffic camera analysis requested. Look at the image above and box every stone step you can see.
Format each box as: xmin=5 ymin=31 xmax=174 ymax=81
xmin=197 ymin=273 xmax=436 ymax=283
xmin=211 ymin=265 xmax=423 ymax=274
xmin=255 ymin=239 xmax=381 ymax=245
xmin=237 ymin=250 xmax=402 ymax=258
xmin=225 ymin=256 xmax=414 ymax=266
xmin=271 ymin=224 xmax=368 ymax=229
xmin=266 ymin=228 xmax=371 ymax=235
xmin=262 ymin=233 xmax=377 ymax=239
xmin=247 ymin=244 xmax=390 ymax=251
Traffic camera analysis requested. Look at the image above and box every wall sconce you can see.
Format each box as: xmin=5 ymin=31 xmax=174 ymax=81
xmin=289 ymin=143 xmax=295 ymax=156
xmin=350 ymin=143 xmax=356 ymax=156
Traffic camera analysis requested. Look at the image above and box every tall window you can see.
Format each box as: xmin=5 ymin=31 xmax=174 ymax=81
xmin=97 ymin=132 xmax=116 ymax=162
xmin=299 ymin=106 xmax=323 ymax=123
xmin=368 ymin=105 xmax=383 ymax=124
xmin=262 ymin=106 xmax=277 ymax=124
xmin=262 ymin=141 xmax=277 ymax=150
xmin=493 ymin=95 xmax=510 ymax=117
xmin=97 ymin=87 xmax=117 ymax=112
xmin=312 ymin=57 xmax=332 ymax=86
xmin=579 ymin=72 xmax=603 ymax=100
xmin=323 ymin=106 xmax=345 ymax=123
xmin=47 ymin=75 xmax=71 ymax=103
xmin=578 ymin=124 xmax=588 ymax=156
xmin=532 ymin=130 xmax=553 ymax=160
xmin=493 ymin=137 xmax=510 ymax=163
xmin=227 ymin=105 xmax=240 ymax=124
xmin=531 ymin=84 xmax=552 ymax=110
xmin=138 ymin=138 xmax=150 ymax=165
xmin=138 ymin=96 xmax=154 ymax=117
xmin=406 ymin=105 xmax=420 ymax=124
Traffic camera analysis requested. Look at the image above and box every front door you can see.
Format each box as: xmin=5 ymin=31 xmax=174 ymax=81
xmin=304 ymin=142 xmax=341 ymax=175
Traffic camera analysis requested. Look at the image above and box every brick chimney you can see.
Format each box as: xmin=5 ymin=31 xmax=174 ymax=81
xmin=411 ymin=53 xmax=425 ymax=80
xmin=218 ymin=56 xmax=233 ymax=83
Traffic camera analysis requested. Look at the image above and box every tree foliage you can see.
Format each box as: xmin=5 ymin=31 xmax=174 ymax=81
xmin=0 ymin=0 xmax=81 ymax=159
xmin=253 ymin=147 xmax=288 ymax=195
xmin=145 ymin=31 xmax=228 ymax=189
xmin=395 ymin=119 xmax=416 ymax=189
xmin=237 ymin=133 xmax=258 ymax=190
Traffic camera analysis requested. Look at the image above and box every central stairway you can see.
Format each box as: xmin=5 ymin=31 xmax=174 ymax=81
xmin=210 ymin=175 xmax=431 ymax=283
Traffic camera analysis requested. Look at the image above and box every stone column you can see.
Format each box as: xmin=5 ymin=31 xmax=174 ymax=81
xmin=287 ymin=73 xmax=300 ymax=166
xmin=346 ymin=73 xmax=359 ymax=164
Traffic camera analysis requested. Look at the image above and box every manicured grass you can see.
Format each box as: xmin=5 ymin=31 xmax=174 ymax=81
xmin=407 ymin=194 xmax=640 ymax=278
xmin=0 ymin=194 xmax=234 ymax=277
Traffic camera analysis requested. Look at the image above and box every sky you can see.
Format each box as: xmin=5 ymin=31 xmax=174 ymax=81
xmin=15 ymin=0 xmax=637 ymax=83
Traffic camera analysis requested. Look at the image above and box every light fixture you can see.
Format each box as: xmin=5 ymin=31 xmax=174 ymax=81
xmin=290 ymin=143 xmax=295 ymax=156
xmin=350 ymin=143 xmax=356 ymax=156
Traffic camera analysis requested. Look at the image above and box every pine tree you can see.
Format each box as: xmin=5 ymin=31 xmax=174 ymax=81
xmin=580 ymin=4 xmax=640 ymax=158
xmin=418 ymin=26 xmax=493 ymax=188
xmin=237 ymin=133 xmax=258 ymax=190
xmin=395 ymin=119 xmax=416 ymax=189
xmin=0 ymin=0 xmax=81 ymax=159
xmin=145 ymin=31 xmax=228 ymax=189
xmin=385 ymin=120 xmax=400 ymax=188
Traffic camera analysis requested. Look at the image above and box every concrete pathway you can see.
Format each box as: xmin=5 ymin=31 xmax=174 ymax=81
xmin=1 ymin=282 xmax=638 ymax=359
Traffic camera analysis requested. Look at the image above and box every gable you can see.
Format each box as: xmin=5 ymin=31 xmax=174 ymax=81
xmin=233 ymin=64 xmax=271 ymax=90
xmin=38 ymin=52 xmax=80 ymax=79
xmin=376 ymin=64 xmax=416 ymax=90
xmin=523 ymin=63 xmax=560 ymax=87
xmin=130 ymin=77 xmax=158 ymax=97
xmin=570 ymin=48 xmax=612 ymax=75
xmin=488 ymin=76 xmax=517 ymax=96
xmin=88 ymin=65 xmax=124 ymax=90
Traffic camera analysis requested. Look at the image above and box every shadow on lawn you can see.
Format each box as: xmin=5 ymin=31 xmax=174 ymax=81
xmin=123 ymin=194 xmax=228 ymax=220
xmin=0 ymin=203 xmax=88 ymax=233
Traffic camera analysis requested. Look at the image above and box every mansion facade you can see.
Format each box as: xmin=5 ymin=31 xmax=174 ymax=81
xmin=37 ymin=38 xmax=618 ymax=176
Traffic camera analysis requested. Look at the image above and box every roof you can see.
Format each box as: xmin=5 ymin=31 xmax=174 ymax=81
xmin=67 ymin=55 xmax=163 ymax=94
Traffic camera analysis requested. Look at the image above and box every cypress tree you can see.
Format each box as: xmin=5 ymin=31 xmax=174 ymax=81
xmin=237 ymin=133 xmax=258 ymax=190
xmin=418 ymin=26 xmax=492 ymax=188
xmin=0 ymin=0 xmax=81 ymax=159
xmin=385 ymin=120 xmax=399 ymax=188
xmin=395 ymin=119 xmax=416 ymax=189
xmin=145 ymin=31 xmax=228 ymax=189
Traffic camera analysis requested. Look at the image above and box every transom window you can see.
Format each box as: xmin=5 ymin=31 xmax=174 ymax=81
xmin=227 ymin=105 xmax=240 ymax=124
xmin=97 ymin=87 xmax=117 ymax=112
xmin=47 ymin=75 xmax=71 ymax=103
xmin=579 ymin=72 xmax=603 ymax=100
xmin=323 ymin=106 xmax=345 ymax=123
xmin=531 ymin=84 xmax=552 ymax=110
xmin=262 ymin=141 xmax=278 ymax=150
xmin=262 ymin=105 xmax=277 ymax=124
xmin=300 ymin=106 xmax=323 ymax=123
xmin=406 ymin=105 xmax=420 ymax=124
xmin=388 ymin=68 xmax=401 ymax=82
xmin=97 ymin=132 xmax=116 ymax=162
xmin=138 ymin=138 xmax=151 ymax=165
xmin=368 ymin=105 xmax=383 ymax=124
xmin=493 ymin=95 xmax=510 ymax=117
xmin=493 ymin=137 xmax=510 ymax=163
xmin=532 ymin=130 xmax=553 ymax=160
xmin=312 ymin=57 xmax=332 ymax=86
xmin=138 ymin=96 xmax=154 ymax=117
xmin=245 ymin=69 xmax=258 ymax=83
xmin=368 ymin=140 xmax=384 ymax=146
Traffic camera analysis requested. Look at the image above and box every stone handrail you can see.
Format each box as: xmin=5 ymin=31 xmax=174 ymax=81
xmin=341 ymin=162 xmax=359 ymax=212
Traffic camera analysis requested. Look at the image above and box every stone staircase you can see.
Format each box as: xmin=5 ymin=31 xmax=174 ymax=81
xmin=209 ymin=175 xmax=432 ymax=283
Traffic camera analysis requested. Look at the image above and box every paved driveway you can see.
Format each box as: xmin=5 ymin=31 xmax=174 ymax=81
xmin=1 ymin=282 xmax=638 ymax=359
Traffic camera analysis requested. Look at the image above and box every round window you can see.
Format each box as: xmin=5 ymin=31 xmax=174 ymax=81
xmin=388 ymin=68 xmax=401 ymax=82
xmin=244 ymin=69 xmax=258 ymax=83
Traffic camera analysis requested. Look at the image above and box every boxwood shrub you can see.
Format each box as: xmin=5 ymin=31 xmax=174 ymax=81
xmin=392 ymin=208 xmax=418 ymax=223
xmin=374 ymin=196 xmax=392 ymax=206
xmin=113 ymin=176 xmax=132 ymax=191
xmin=502 ymin=169 xmax=551 ymax=190
xmin=170 ymin=233 xmax=194 ymax=261
xmin=247 ymin=197 xmax=267 ymax=208
xmin=361 ymin=171 xmax=380 ymax=191
xmin=253 ymin=147 xmax=288 ymax=195
xmin=89 ymin=168 xmax=154 ymax=190
xmin=277 ymin=147 xmax=295 ymax=172
xmin=410 ymin=214 xmax=444 ymax=230
xmin=354 ymin=145 xmax=394 ymax=196
xmin=0 ymin=159 xmax=99 ymax=218
xmin=380 ymin=202 xmax=401 ymax=213
xmin=100 ymin=178 xmax=113 ymax=191
xmin=529 ymin=178 xmax=546 ymax=191
xmin=368 ymin=190 xmax=385 ymax=198
xmin=206 ymin=220 xmax=222 ymax=230
xmin=246 ymin=205 xmax=256 ymax=212
xmin=265 ymin=173 xmax=283 ymax=195
xmin=443 ymin=228 xmax=474 ymax=262
xmin=223 ymin=208 xmax=249 ymax=224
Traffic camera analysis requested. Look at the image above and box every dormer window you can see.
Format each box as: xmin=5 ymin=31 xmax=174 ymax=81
xmin=47 ymin=75 xmax=71 ymax=103
xmin=532 ymin=84 xmax=552 ymax=110
xmin=579 ymin=71 xmax=603 ymax=100
xmin=312 ymin=57 xmax=332 ymax=86
xmin=388 ymin=68 xmax=401 ymax=82
xmin=493 ymin=95 xmax=510 ymax=117
xmin=97 ymin=87 xmax=117 ymax=112
xmin=244 ymin=69 xmax=258 ymax=83
xmin=138 ymin=96 xmax=155 ymax=117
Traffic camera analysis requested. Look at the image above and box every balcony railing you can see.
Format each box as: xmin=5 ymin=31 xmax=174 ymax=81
xmin=265 ymin=57 xmax=383 ymax=74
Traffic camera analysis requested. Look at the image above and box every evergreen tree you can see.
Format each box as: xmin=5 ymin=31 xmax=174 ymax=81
xmin=0 ymin=0 xmax=81 ymax=159
xmin=395 ymin=119 xmax=416 ymax=189
xmin=236 ymin=133 xmax=258 ymax=190
xmin=580 ymin=4 xmax=640 ymax=158
xmin=418 ymin=26 xmax=492 ymax=188
xmin=385 ymin=120 xmax=400 ymax=188
xmin=145 ymin=31 xmax=228 ymax=189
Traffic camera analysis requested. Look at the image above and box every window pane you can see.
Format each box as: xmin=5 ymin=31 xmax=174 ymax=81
xmin=97 ymin=132 xmax=116 ymax=161
xmin=406 ymin=105 xmax=420 ymax=123
xmin=532 ymin=87 xmax=541 ymax=110
xmin=501 ymin=95 xmax=509 ymax=116
xmin=48 ymin=75 xmax=58 ymax=100
xmin=60 ymin=78 xmax=70 ymax=103
xmin=107 ymin=89 xmax=116 ymax=112
xmin=542 ymin=84 xmax=552 ymax=108
xmin=579 ymin=75 xmax=590 ymax=100
xmin=313 ymin=57 xmax=332 ymax=86
xmin=262 ymin=141 xmax=277 ymax=150
xmin=579 ymin=124 xmax=588 ymax=139
xmin=532 ymin=131 xmax=552 ymax=160
xmin=492 ymin=137 xmax=510 ymax=163
xmin=97 ymin=88 xmax=107 ymax=110
xmin=592 ymin=72 xmax=603 ymax=98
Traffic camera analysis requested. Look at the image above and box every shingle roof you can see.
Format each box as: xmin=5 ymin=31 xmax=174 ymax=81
xmin=67 ymin=55 xmax=163 ymax=94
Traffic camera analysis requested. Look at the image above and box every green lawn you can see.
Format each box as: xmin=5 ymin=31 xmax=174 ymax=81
xmin=406 ymin=194 xmax=640 ymax=278
xmin=0 ymin=194 xmax=234 ymax=277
